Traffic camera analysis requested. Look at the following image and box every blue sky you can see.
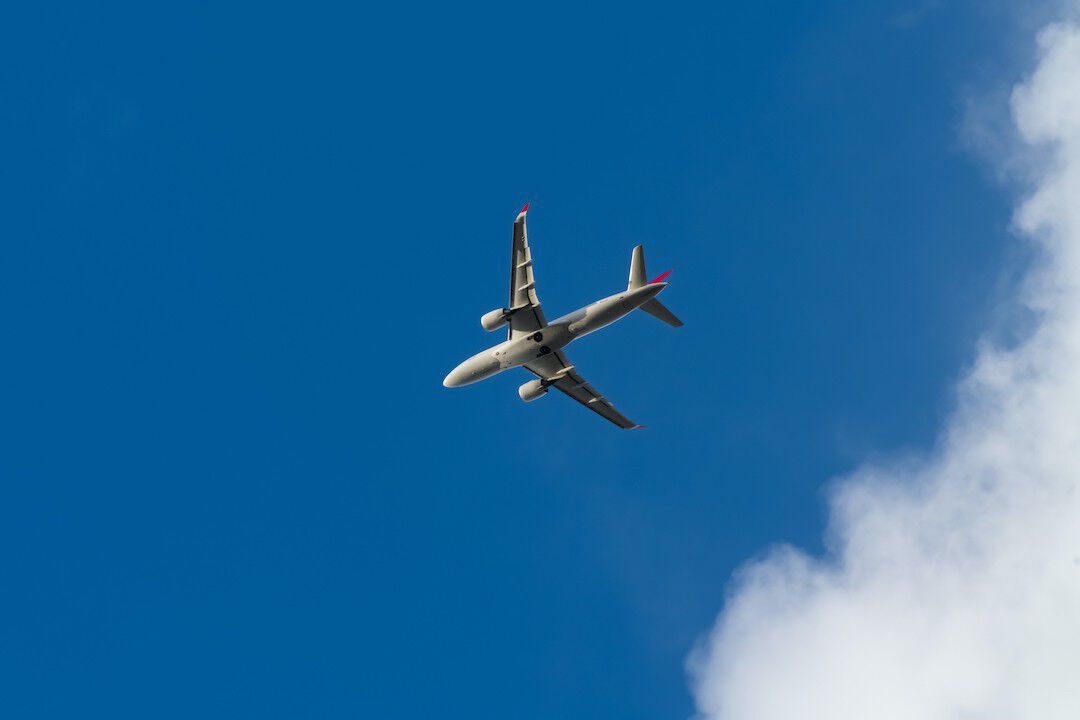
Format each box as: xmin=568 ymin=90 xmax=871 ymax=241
xmin=1 ymin=2 xmax=1018 ymax=718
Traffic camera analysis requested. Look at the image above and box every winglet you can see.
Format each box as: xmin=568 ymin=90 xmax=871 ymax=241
xmin=649 ymin=270 xmax=672 ymax=284
xmin=631 ymin=424 xmax=647 ymax=430
xmin=517 ymin=202 xmax=530 ymax=218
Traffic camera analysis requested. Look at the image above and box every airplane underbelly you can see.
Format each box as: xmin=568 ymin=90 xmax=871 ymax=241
xmin=568 ymin=302 xmax=630 ymax=337
xmin=497 ymin=326 xmax=571 ymax=367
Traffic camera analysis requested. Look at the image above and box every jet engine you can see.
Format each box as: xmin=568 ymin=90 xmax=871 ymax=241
xmin=481 ymin=308 xmax=510 ymax=332
xmin=518 ymin=379 xmax=549 ymax=402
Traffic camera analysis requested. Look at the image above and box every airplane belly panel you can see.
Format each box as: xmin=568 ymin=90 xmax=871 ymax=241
xmin=494 ymin=326 xmax=572 ymax=368
xmin=568 ymin=297 xmax=632 ymax=337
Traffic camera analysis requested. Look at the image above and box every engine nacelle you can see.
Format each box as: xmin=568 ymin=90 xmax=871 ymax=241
xmin=481 ymin=308 xmax=510 ymax=332
xmin=518 ymin=379 xmax=549 ymax=402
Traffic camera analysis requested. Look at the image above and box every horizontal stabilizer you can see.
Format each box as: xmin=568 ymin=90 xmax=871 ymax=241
xmin=640 ymin=298 xmax=683 ymax=327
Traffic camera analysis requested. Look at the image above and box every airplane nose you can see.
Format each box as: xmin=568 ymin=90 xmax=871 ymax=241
xmin=443 ymin=352 xmax=501 ymax=387
xmin=443 ymin=366 xmax=466 ymax=387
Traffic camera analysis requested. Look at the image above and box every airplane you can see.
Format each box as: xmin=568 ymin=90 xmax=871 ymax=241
xmin=442 ymin=203 xmax=682 ymax=428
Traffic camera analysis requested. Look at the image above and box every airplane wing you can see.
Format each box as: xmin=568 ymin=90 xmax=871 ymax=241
xmin=524 ymin=349 xmax=641 ymax=429
xmin=508 ymin=204 xmax=548 ymax=339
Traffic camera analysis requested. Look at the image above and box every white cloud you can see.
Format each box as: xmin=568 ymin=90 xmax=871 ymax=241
xmin=690 ymin=19 xmax=1080 ymax=720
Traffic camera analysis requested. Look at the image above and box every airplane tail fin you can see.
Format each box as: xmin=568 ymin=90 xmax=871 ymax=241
xmin=627 ymin=245 xmax=684 ymax=327
xmin=628 ymin=245 xmax=648 ymax=290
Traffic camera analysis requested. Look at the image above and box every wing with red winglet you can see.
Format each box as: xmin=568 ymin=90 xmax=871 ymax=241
xmin=507 ymin=204 xmax=548 ymax=339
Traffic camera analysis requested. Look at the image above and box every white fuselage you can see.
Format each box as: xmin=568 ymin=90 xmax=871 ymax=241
xmin=443 ymin=282 xmax=667 ymax=387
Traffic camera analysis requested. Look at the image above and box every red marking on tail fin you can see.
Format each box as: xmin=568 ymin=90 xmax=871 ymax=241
xmin=650 ymin=270 xmax=672 ymax=284
xmin=519 ymin=202 xmax=530 ymax=215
